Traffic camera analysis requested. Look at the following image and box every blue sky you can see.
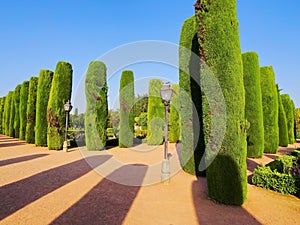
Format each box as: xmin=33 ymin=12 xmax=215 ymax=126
xmin=0 ymin=0 xmax=299 ymax=108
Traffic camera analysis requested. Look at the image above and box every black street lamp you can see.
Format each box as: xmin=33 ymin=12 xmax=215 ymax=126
xmin=160 ymin=82 xmax=173 ymax=183
xmin=63 ymin=100 xmax=72 ymax=152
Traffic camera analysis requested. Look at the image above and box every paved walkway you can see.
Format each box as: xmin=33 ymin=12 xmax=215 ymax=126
xmin=0 ymin=134 xmax=299 ymax=225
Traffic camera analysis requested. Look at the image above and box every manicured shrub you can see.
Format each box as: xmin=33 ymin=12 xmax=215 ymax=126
xmin=26 ymin=77 xmax=39 ymax=143
xmin=266 ymin=155 xmax=296 ymax=173
xmin=147 ymin=79 xmax=164 ymax=145
xmin=13 ymin=85 xmax=22 ymax=138
xmin=4 ymin=91 xmax=13 ymax=136
xmin=252 ymin=166 xmax=297 ymax=195
xmin=8 ymin=92 xmax=15 ymax=137
xmin=169 ymin=84 xmax=181 ymax=143
xmin=85 ymin=61 xmax=108 ymax=150
xmin=242 ymin=52 xmax=264 ymax=158
xmin=295 ymin=108 xmax=300 ymax=138
xmin=281 ymin=94 xmax=295 ymax=144
xmin=47 ymin=61 xmax=73 ymax=150
xmin=19 ymin=81 xmax=30 ymax=140
xmin=277 ymin=86 xmax=289 ymax=147
xmin=179 ymin=14 xmax=205 ymax=176
xmin=260 ymin=66 xmax=279 ymax=153
xmin=119 ymin=70 xmax=134 ymax=147
xmin=35 ymin=70 xmax=54 ymax=146
xmin=0 ymin=97 xmax=5 ymax=134
xmin=194 ymin=0 xmax=247 ymax=205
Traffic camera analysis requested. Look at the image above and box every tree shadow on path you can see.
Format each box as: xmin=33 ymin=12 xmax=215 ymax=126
xmin=192 ymin=178 xmax=262 ymax=225
xmin=0 ymin=154 xmax=49 ymax=167
xmin=50 ymin=164 xmax=148 ymax=225
xmin=0 ymin=155 xmax=112 ymax=220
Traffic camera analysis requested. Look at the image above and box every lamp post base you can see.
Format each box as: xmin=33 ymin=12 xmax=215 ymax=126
xmin=63 ymin=141 xmax=68 ymax=152
xmin=161 ymin=159 xmax=170 ymax=184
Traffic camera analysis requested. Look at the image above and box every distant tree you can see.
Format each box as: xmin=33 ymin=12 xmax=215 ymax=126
xmin=277 ymin=85 xmax=289 ymax=147
xmin=13 ymin=85 xmax=22 ymax=138
xmin=281 ymin=94 xmax=295 ymax=144
xmin=137 ymin=112 xmax=147 ymax=128
xmin=295 ymin=108 xmax=300 ymax=139
xmin=47 ymin=61 xmax=73 ymax=150
xmin=8 ymin=93 xmax=15 ymax=137
xmin=19 ymin=81 xmax=30 ymax=140
xmin=0 ymin=97 xmax=5 ymax=134
xmin=4 ymin=91 xmax=13 ymax=136
xmin=133 ymin=94 xmax=148 ymax=117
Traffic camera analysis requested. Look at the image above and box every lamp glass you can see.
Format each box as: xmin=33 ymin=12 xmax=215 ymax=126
xmin=160 ymin=83 xmax=172 ymax=102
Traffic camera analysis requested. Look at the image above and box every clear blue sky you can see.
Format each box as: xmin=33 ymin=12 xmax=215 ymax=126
xmin=0 ymin=0 xmax=299 ymax=108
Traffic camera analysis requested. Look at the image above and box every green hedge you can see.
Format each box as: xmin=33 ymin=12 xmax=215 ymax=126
xmin=0 ymin=97 xmax=5 ymax=134
xmin=119 ymin=70 xmax=134 ymax=147
xmin=13 ymin=85 xmax=22 ymax=138
xmin=296 ymin=108 xmax=300 ymax=138
xmin=25 ymin=77 xmax=39 ymax=143
xmin=252 ymin=166 xmax=296 ymax=195
xmin=242 ymin=52 xmax=264 ymax=158
xmin=47 ymin=61 xmax=73 ymax=150
xmin=260 ymin=66 xmax=279 ymax=153
xmin=195 ymin=0 xmax=247 ymax=205
xmin=19 ymin=81 xmax=30 ymax=140
xmin=179 ymin=15 xmax=205 ymax=176
xmin=147 ymin=79 xmax=164 ymax=145
xmin=169 ymin=84 xmax=181 ymax=143
xmin=281 ymin=94 xmax=295 ymax=144
xmin=277 ymin=86 xmax=289 ymax=147
xmin=85 ymin=61 xmax=108 ymax=150
xmin=266 ymin=155 xmax=296 ymax=173
xmin=4 ymin=91 xmax=13 ymax=136
xmin=35 ymin=70 xmax=53 ymax=146
xmin=9 ymin=92 xmax=15 ymax=137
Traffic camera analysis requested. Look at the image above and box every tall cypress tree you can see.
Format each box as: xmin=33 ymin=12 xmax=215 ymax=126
xmin=47 ymin=61 xmax=72 ymax=150
xmin=0 ymin=97 xmax=4 ymax=134
xmin=13 ymin=85 xmax=22 ymax=138
xmin=9 ymin=94 xmax=15 ymax=137
xmin=147 ymin=79 xmax=164 ymax=145
xmin=281 ymin=94 xmax=295 ymax=144
xmin=25 ymin=77 xmax=39 ymax=144
xmin=194 ymin=0 xmax=247 ymax=205
xmin=296 ymin=108 xmax=300 ymax=139
xmin=4 ymin=91 xmax=13 ymax=136
xmin=85 ymin=61 xmax=108 ymax=150
xmin=35 ymin=70 xmax=54 ymax=146
xmin=242 ymin=52 xmax=264 ymax=158
xmin=260 ymin=66 xmax=279 ymax=153
xmin=19 ymin=81 xmax=30 ymax=140
xmin=169 ymin=84 xmax=181 ymax=143
xmin=119 ymin=70 xmax=134 ymax=147
xmin=277 ymin=86 xmax=289 ymax=147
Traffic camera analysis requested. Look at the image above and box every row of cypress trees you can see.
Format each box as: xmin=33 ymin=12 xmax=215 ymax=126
xmin=179 ymin=0 xmax=297 ymax=205
xmin=0 ymin=61 xmax=72 ymax=150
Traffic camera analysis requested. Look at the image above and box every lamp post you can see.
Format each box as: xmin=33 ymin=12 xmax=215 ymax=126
xmin=63 ymin=100 xmax=72 ymax=152
xmin=160 ymin=82 xmax=173 ymax=183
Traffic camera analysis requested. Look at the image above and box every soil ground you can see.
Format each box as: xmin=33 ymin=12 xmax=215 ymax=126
xmin=0 ymin=134 xmax=299 ymax=225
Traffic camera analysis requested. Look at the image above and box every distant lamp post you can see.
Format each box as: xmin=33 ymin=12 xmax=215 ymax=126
xmin=160 ymin=82 xmax=173 ymax=183
xmin=63 ymin=100 xmax=72 ymax=152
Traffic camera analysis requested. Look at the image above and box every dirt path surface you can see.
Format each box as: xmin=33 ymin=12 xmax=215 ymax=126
xmin=0 ymin=134 xmax=299 ymax=225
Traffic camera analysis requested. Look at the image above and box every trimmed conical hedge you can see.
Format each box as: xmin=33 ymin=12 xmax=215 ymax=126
xmin=242 ymin=52 xmax=264 ymax=158
xmin=119 ymin=70 xmax=134 ymax=148
xmin=277 ymin=86 xmax=289 ymax=147
xmin=196 ymin=0 xmax=247 ymax=205
xmin=13 ymin=85 xmax=22 ymax=138
xmin=47 ymin=61 xmax=72 ymax=150
xmin=147 ymin=79 xmax=164 ymax=145
xmin=4 ymin=91 xmax=13 ymax=136
xmin=9 ymin=92 xmax=15 ymax=137
xmin=35 ymin=70 xmax=54 ymax=146
xmin=169 ymin=84 xmax=181 ymax=143
xmin=260 ymin=66 xmax=279 ymax=153
xmin=296 ymin=108 xmax=300 ymax=139
xmin=19 ymin=81 xmax=30 ymax=140
xmin=281 ymin=94 xmax=295 ymax=144
xmin=85 ymin=61 xmax=108 ymax=150
xmin=26 ymin=77 xmax=39 ymax=143
xmin=0 ymin=97 xmax=5 ymax=134
xmin=179 ymin=15 xmax=205 ymax=176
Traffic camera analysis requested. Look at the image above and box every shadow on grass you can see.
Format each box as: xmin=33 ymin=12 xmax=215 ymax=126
xmin=0 ymin=155 xmax=112 ymax=220
xmin=50 ymin=164 xmax=147 ymax=225
xmin=0 ymin=154 xmax=49 ymax=167
xmin=192 ymin=178 xmax=262 ymax=225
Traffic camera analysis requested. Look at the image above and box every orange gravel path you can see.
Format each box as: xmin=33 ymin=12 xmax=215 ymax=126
xmin=0 ymin=134 xmax=299 ymax=225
